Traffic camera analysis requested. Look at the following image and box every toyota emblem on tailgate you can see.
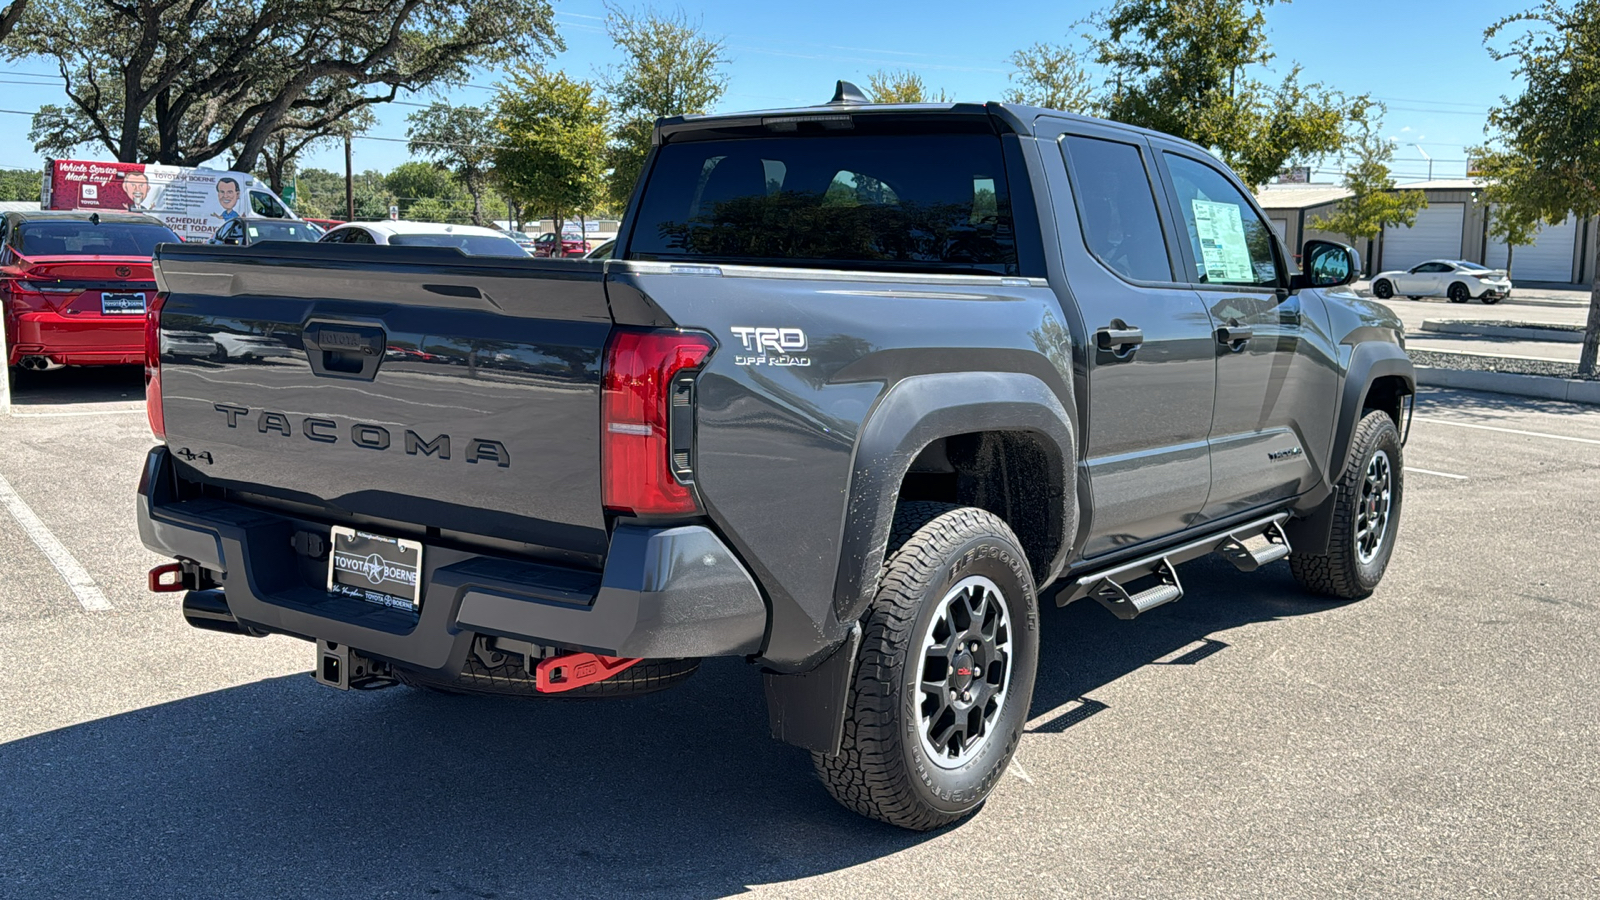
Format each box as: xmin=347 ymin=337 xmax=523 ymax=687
xmin=115 ymin=266 xmax=131 ymax=277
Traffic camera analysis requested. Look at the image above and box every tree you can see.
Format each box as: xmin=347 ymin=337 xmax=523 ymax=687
xmin=867 ymin=69 xmax=948 ymax=103
xmin=494 ymin=66 xmax=609 ymax=232
xmin=286 ymin=167 xmax=345 ymax=219
xmin=1309 ymin=119 xmax=1427 ymax=274
xmin=1004 ymin=43 xmax=1095 ymax=113
xmin=6 ymin=0 xmax=561 ymax=171
xmin=385 ymin=160 xmax=462 ymax=216
xmin=254 ymin=106 xmax=374 ymax=194
xmin=1472 ymin=1 xmax=1600 ymax=375
xmin=407 ymin=104 xmax=499 ymax=226
xmin=0 ymin=168 xmax=42 ymax=202
xmin=1090 ymin=0 xmax=1371 ymax=187
xmin=602 ymin=5 xmax=728 ymax=209
xmin=0 ymin=0 xmax=26 ymax=46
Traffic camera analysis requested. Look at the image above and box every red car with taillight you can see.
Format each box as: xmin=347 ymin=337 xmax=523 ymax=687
xmin=1 ymin=210 xmax=180 ymax=370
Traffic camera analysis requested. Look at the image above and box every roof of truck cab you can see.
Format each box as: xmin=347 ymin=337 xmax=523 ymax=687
xmin=655 ymin=100 xmax=1214 ymax=156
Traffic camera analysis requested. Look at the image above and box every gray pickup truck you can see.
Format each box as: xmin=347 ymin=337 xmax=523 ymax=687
xmin=138 ymin=85 xmax=1413 ymax=830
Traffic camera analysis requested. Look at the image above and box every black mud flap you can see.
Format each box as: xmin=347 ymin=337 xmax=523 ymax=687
xmin=763 ymin=623 xmax=861 ymax=757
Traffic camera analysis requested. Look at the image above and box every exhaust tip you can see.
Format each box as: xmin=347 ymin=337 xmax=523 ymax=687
xmin=19 ymin=356 xmax=62 ymax=371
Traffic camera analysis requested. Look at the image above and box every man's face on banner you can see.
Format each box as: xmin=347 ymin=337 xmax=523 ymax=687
xmin=123 ymin=172 xmax=150 ymax=206
xmin=217 ymin=180 xmax=239 ymax=210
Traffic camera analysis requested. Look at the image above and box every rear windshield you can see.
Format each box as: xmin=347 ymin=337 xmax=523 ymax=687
xmin=629 ymin=133 xmax=1019 ymax=275
xmin=389 ymin=233 xmax=529 ymax=257
xmin=1455 ymin=260 xmax=1489 ymax=271
xmin=247 ymin=221 xmax=320 ymax=242
xmin=17 ymin=221 xmax=180 ymax=257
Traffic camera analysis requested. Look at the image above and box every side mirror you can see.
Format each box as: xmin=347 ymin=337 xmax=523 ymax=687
xmin=1291 ymin=239 xmax=1360 ymax=290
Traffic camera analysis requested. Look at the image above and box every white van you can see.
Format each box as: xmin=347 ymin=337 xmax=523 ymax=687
xmin=43 ymin=159 xmax=297 ymax=243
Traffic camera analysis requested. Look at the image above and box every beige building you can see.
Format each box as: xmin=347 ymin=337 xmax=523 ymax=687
xmin=1256 ymin=179 xmax=1598 ymax=285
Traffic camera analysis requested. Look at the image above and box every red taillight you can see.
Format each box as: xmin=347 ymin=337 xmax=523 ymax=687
xmin=145 ymin=292 xmax=167 ymax=438
xmin=601 ymin=328 xmax=715 ymax=516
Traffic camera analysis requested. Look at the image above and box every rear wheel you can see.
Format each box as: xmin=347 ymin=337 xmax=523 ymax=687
xmin=813 ymin=503 xmax=1039 ymax=831
xmin=1406 ymin=296 xmax=1421 ymax=301
xmin=1290 ymin=410 xmax=1404 ymax=600
xmin=1448 ymin=282 xmax=1471 ymax=303
xmin=1481 ymin=292 xmax=1502 ymax=305
xmin=1372 ymin=279 xmax=1394 ymax=299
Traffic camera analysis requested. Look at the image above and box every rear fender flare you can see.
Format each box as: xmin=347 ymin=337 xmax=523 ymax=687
xmin=831 ymin=371 xmax=1077 ymax=625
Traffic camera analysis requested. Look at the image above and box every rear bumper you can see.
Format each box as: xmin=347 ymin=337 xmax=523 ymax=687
xmin=7 ymin=310 xmax=143 ymax=366
xmin=135 ymin=447 xmax=768 ymax=675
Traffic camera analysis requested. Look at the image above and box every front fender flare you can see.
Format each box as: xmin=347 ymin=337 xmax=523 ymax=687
xmin=831 ymin=371 xmax=1077 ymax=625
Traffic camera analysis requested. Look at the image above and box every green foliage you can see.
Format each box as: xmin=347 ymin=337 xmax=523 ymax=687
xmin=253 ymin=105 xmax=375 ymax=194
xmin=601 ymin=4 xmax=728 ymax=209
xmin=386 ymin=161 xmax=463 ymax=212
xmin=0 ymin=168 xmax=42 ymax=202
xmin=1004 ymin=43 xmax=1095 ymax=113
xmin=406 ymin=104 xmax=500 ymax=226
xmin=1471 ymin=0 xmax=1600 ymax=374
xmin=286 ymin=168 xmax=346 ymax=219
xmin=867 ymin=70 xmax=948 ymax=103
xmin=1089 ymin=0 xmax=1371 ymax=187
xmin=1310 ymin=119 xmax=1427 ymax=247
xmin=494 ymin=66 xmax=610 ymax=227
xmin=6 ymin=0 xmax=560 ymax=170
xmin=353 ymin=171 xmax=398 ymax=221
xmin=0 ymin=0 xmax=26 ymax=45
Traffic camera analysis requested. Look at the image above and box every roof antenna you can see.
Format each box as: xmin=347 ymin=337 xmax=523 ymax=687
xmin=829 ymin=80 xmax=871 ymax=105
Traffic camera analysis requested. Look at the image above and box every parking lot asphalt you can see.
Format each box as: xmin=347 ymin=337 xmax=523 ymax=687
xmin=2 ymin=369 xmax=1598 ymax=899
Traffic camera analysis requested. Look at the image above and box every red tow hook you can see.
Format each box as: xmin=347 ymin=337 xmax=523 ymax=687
xmin=534 ymin=653 xmax=642 ymax=693
xmin=148 ymin=562 xmax=185 ymax=593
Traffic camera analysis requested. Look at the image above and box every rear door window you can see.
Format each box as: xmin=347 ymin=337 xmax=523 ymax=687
xmin=1060 ymin=136 xmax=1173 ymax=283
xmin=630 ymin=132 xmax=1019 ymax=275
xmin=1162 ymin=153 xmax=1281 ymax=287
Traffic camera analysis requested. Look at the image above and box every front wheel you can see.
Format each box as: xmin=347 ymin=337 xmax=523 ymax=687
xmin=814 ymin=503 xmax=1039 ymax=831
xmin=1372 ymin=279 xmax=1394 ymax=299
xmin=1290 ymin=410 xmax=1404 ymax=600
xmin=1448 ymin=282 xmax=1471 ymax=303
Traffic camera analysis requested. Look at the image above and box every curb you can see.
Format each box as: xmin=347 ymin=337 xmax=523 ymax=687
xmin=1415 ymin=366 xmax=1600 ymax=405
xmin=1419 ymin=320 xmax=1583 ymax=343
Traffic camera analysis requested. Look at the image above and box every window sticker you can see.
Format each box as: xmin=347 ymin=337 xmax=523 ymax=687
xmin=1191 ymin=199 xmax=1255 ymax=282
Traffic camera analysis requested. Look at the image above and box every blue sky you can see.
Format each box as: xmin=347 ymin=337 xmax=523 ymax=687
xmin=0 ymin=0 xmax=1533 ymax=184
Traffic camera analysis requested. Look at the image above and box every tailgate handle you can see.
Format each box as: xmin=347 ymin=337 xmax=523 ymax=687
xmin=302 ymin=321 xmax=386 ymax=381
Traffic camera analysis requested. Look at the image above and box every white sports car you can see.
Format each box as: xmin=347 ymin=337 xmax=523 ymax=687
xmin=1370 ymin=259 xmax=1512 ymax=305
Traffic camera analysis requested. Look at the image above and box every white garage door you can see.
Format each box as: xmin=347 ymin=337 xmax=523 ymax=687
xmin=1383 ymin=203 xmax=1465 ymax=270
xmin=1487 ymin=214 xmax=1577 ymax=282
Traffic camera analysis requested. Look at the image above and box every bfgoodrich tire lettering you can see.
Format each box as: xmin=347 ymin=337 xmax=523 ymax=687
xmin=1290 ymin=409 xmax=1404 ymax=600
xmin=813 ymin=502 xmax=1040 ymax=831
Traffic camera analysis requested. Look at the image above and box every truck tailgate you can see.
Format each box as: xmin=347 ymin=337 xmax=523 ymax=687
xmin=152 ymin=244 xmax=613 ymax=558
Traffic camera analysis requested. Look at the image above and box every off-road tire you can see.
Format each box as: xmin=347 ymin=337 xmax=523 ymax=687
xmin=813 ymin=502 xmax=1039 ymax=831
xmin=1448 ymin=282 xmax=1471 ymax=303
xmin=394 ymin=652 xmax=699 ymax=698
xmin=1290 ymin=410 xmax=1404 ymax=600
xmin=1372 ymin=279 xmax=1394 ymax=299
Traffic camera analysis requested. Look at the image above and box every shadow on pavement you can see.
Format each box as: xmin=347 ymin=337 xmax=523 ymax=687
xmin=6 ymin=365 xmax=145 ymax=406
xmin=1414 ymin=385 xmax=1595 ymax=419
xmin=0 ymin=555 xmax=1337 ymax=898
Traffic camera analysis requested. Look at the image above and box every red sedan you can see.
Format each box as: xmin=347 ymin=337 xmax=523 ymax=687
xmin=1 ymin=210 xmax=179 ymax=370
xmin=530 ymin=232 xmax=590 ymax=258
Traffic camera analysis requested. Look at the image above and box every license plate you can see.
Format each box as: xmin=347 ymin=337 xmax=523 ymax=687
xmin=100 ymin=292 xmax=146 ymax=315
xmin=327 ymin=527 xmax=424 ymax=612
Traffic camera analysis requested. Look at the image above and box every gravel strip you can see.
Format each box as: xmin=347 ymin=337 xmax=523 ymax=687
xmin=1408 ymin=349 xmax=1599 ymax=380
xmin=1429 ymin=320 xmax=1584 ymax=333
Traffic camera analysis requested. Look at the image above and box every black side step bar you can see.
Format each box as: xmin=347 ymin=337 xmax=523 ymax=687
xmin=1064 ymin=513 xmax=1292 ymax=619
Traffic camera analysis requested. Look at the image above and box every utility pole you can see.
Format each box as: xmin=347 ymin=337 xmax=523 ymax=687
xmin=1414 ymin=144 xmax=1433 ymax=182
xmin=344 ymin=133 xmax=355 ymax=221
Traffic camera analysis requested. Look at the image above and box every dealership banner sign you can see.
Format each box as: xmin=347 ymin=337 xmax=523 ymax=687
xmin=46 ymin=161 xmax=258 ymax=243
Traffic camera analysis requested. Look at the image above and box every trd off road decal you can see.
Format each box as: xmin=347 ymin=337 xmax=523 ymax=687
xmin=730 ymin=326 xmax=811 ymax=367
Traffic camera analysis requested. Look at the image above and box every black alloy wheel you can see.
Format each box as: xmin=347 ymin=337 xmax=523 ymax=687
xmin=1372 ymin=279 xmax=1394 ymax=299
xmin=1448 ymin=282 xmax=1471 ymax=303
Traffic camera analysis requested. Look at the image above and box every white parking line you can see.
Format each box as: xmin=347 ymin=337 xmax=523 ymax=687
xmin=1413 ymin=416 xmax=1600 ymax=446
xmin=0 ymin=472 xmax=112 ymax=611
xmin=1404 ymin=467 xmax=1469 ymax=480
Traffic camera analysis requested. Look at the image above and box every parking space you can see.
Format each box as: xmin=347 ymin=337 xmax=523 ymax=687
xmin=1 ymin=375 xmax=1598 ymax=897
